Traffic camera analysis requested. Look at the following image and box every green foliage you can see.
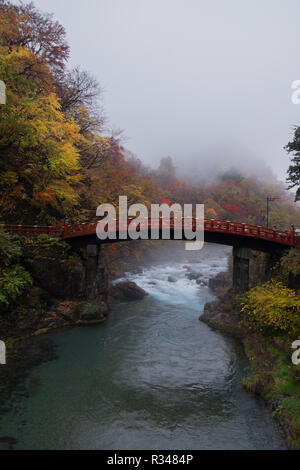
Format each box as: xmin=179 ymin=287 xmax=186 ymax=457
xmin=36 ymin=234 xmax=69 ymax=248
xmin=0 ymin=230 xmax=32 ymax=310
xmin=242 ymin=334 xmax=300 ymax=449
xmin=0 ymin=229 xmax=21 ymax=266
xmin=281 ymin=248 xmax=300 ymax=276
xmin=0 ymin=266 xmax=32 ymax=308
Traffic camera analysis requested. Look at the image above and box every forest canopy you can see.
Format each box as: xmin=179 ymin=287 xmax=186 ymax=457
xmin=0 ymin=0 xmax=300 ymax=231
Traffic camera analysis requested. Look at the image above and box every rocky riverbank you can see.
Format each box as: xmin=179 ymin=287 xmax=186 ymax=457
xmin=1 ymin=236 xmax=153 ymax=345
xmin=0 ymin=239 xmax=110 ymax=344
xmin=201 ymin=270 xmax=300 ymax=450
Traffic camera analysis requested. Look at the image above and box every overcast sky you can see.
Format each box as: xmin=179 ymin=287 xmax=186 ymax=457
xmin=33 ymin=0 xmax=300 ymax=181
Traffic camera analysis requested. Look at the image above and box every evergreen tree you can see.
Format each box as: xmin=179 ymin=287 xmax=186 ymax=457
xmin=285 ymin=127 xmax=300 ymax=201
xmin=158 ymin=156 xmax=176 ymax=181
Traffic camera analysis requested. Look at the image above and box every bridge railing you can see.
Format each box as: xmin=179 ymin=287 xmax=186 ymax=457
xmin=62 ymin=218 xmax=296 ymax=246
xmin=204 ymin=219 xmax=293 ymax=245
xmin=62 ymin=222 xmax=98 ymax=238
xmin=1 ymin=224 xmax=63 ymax=237
xmin=1 ymin=219 xmax=299 ymax=248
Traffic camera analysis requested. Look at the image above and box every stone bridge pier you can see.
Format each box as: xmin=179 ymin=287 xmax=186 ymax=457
xmin=85 ymin=244 xmax=107 ymax=301
xmin=233 ymin=247 xmax=251 ymax=291
xmin=232 ymin=246 xmax=282 ymax=292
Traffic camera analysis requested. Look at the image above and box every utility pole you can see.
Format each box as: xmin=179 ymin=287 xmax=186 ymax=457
xmin=266 ymin=196 xmax=279 ymax=228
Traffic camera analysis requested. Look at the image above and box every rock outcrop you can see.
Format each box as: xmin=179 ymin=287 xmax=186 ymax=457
xmin=109 ymin=281 xmax=148 ymax=301
xmin=0 ymin=243 xmax=110 ymax=340
xmin=21 ymin=245 xmax=108 ymax=303
xmin=200 ymin=293 xmax=241 ymax=337
xmin=208 ymin=271 xmax=231 ymax=291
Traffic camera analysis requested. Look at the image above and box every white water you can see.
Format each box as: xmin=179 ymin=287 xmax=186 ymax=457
xmin=118 ymin=245 xmax=230 ymax=307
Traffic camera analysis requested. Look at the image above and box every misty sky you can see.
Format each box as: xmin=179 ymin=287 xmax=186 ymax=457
xmin=33 ymin=0 xmax=300 ymax=181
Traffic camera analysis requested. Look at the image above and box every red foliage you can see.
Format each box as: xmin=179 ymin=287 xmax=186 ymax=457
xmin=222 ymin=179 xmax=235 ymax=187
xmin=223 ymin=204 xmax=241 ymax=215
xmin=37 ymin=190 xmax=55 ymax=202
xmin=160 ymin=196 xmax=172 ymax=206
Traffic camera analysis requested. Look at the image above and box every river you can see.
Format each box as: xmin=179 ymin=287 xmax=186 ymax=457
xmin=0 ymin=243 xmax=286 ymax=450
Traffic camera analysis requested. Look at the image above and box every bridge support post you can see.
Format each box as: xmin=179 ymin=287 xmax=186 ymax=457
xmin=233 ymin=247 xmax=250 ymax=292
xmin=86 ymin=245 xmax=100 ymax=301
xmin=288 ymin=273 xmax=300 ymax=291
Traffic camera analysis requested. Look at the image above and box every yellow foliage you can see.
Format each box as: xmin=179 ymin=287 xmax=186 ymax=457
xmin=241 ymin=280 xmax=300 ymax=334
xmin=0 ymin=45 xmax=82 ymax=218
xmin=206 ymin=207 xmax=218 ymax=219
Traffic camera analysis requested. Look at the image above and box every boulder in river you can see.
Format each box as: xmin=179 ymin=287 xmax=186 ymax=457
xmin=77 ymin=301 xmax=109 ymax=325
xmin=109 ymin=281 xmax=148 ymax=301
xmin=168 ymin=276 xmax=177 ymax=283
xmin=185 ymin=271 xmax=202 ymax=281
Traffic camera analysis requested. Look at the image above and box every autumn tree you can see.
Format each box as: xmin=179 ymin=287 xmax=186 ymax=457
xmin=55 ymin=67 xmax=102 ymax=115
xmin=0 ymin=50 xmax=82 ymax=222
xmin=0 ymin=0 xmax=69 ymax=72
xmin=0 ymin=4 xmax=82 ymax=222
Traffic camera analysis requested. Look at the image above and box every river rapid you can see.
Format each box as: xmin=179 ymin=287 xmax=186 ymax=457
xmin=0 ymin=243 xmax=286 ymax=450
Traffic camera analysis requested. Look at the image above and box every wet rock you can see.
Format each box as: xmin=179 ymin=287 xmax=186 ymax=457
xmin=21 ymin=245 xmax=108 ymax=302
xmin=185 ymin=271 xmax=201 ymax=281
xmin=271 ymin=398 xmax=285 ymax=412
xmin=168 ymin=276 xmax=177 ymax=283
xmin=200 ymin=292 xmax=241 ymax=337
xmin=77 ymin=301 xmax=109 ymax=325
xmin=23 ymin=255 xmax=86 ymax=300
xmin=208 ymin=272 xmax=231 ymax=291
xmin=109 ymin=281 xmax=148 ymax=301
xmin=130 ymin=267 xmax=144 ymax=275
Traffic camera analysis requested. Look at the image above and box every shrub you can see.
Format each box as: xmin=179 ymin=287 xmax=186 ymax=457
xmin=0 ymin=230 xmax=33 ymax=310
xmin=36 ymin=233 xmax=69 ymax=249
xmin=281 ymin=249 xmax=300 ymax=277
xmin=0 ymin=266 xmax=33 ymax=308
xmin=0 ymin=230 xmax=21 ymax=266
xmin=241 ymin=280 xmax=300 ymax=335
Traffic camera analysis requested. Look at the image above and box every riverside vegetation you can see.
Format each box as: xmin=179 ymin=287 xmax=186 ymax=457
xmin=201 ymin=250 xmax=300 ymax=449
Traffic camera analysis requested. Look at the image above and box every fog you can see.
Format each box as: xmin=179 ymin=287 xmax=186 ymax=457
xmin=33 ymin=0 xmax=300 ymax=181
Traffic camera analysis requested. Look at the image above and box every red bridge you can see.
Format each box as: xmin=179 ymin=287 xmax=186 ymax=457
xmin=2 ymin=218 xmax=299 ymax=252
